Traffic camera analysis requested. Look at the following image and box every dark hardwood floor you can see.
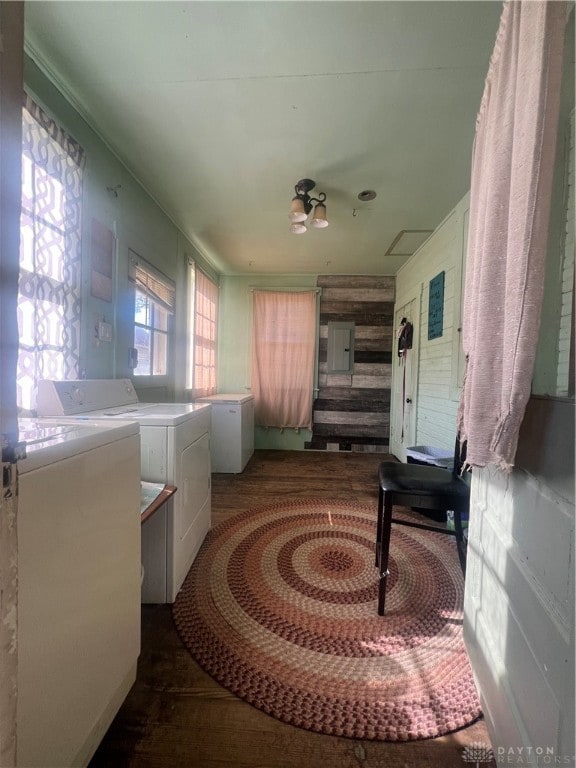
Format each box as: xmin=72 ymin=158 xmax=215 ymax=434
xmin=89 ymin=450 xmax=493 ymax=768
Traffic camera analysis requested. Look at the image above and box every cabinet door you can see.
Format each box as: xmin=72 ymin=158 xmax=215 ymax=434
xmin=327 ymin=322 xmax=355 ymax=373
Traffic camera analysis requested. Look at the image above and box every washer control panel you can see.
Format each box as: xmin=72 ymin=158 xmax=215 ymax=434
xmin=36 ymin=379 xmax=139 ymax=416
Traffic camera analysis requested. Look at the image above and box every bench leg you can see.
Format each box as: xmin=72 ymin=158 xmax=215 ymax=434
xmin=377 ymin=496 xmax=393 ymax=616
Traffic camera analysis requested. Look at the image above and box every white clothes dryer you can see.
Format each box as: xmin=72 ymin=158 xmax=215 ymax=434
xmin=17 ymin=418 xmax=140 ymax=767
xmin=36 ymin=378 xmax=212 ymax=603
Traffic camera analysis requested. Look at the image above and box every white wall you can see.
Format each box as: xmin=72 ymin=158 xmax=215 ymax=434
xmin=393 ymin=183 xmax=575 ymax=760
xmin=464 ymin=17 xmax=575 ymax=758
xmin=465 ymin=410 xmax=575 ymax=760
xmin=394 ymin=192 xmax=469 ymax=451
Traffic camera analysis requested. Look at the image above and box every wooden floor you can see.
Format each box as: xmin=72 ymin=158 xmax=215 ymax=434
xmin=89 ymin=450 xmax=493 ymax=768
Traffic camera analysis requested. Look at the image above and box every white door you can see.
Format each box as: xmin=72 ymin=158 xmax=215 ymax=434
xmin=389 ymin=291 xmax=420 ymax=461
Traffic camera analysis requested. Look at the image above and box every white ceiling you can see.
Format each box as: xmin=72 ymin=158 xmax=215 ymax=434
xmin=24 ymin=1 xmax=502 ymax=276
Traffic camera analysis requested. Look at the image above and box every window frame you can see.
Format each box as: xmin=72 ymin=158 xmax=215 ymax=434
xmin=17 ymin=96 xmax=85 ymax=413
xmin=186 ymin=262 xmax=219 ymax=399
xmin=129 ymin=249 xmax=175 ymax=381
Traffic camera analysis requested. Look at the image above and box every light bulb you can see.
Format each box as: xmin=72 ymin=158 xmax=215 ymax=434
xmin=311 ymin=203 xmax=329 ymax=229
xmin=289 ymin=197 xmax=307 ymax=223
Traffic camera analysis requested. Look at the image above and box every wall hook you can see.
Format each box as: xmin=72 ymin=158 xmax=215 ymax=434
xmin=106 ymin=184 xmax=121 ymax=198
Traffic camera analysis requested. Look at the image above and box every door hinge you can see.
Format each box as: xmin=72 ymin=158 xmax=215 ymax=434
xmin=2 ymin=434 xmax=27 ymax=490
xmin=3 ymin=463 xmax=14 ymax=492
xmin=2 ymin=442 xmax=26 ymax=465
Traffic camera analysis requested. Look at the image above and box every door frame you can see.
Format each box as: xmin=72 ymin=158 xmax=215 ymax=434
xmin=389 ymin=285 xmax=422 ymax=461
xmin=0 ymin=3 xmax=24 ymax=765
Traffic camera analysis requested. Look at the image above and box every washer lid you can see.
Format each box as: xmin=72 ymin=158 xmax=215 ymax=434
xmin=78 ymin=401 xmax=212 ymax=427
xmin=18 ymin=418 xmax=139 ymax=472
xmin=196 ymin=394 xmax=254 ymax=404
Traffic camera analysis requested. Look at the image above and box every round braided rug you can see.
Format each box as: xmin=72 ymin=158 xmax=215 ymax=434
xmin=173 ymin=499 xmax=481 ymax=741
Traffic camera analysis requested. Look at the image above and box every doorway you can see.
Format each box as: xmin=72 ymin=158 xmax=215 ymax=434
xmin=389 ymin=290 xmax=420 ymax=461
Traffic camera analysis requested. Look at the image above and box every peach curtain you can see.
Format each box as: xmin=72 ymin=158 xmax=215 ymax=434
xmin=457 ymin=0 xmax=566 ymax=470
xmin=251 ymin=290 xmax=317 ymax=430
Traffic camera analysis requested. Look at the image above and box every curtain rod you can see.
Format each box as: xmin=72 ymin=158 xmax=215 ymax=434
xmin=249 ymin=287 xmax=321 ymax=293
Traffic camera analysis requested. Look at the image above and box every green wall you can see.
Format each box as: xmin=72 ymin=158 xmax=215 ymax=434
xmin=218 ymin=273 xmax=318 ymax=449
xmin=24 ymin=56 xmax=217 ymax=399
xmin=24 ymin=58 xmax=383 ymax=452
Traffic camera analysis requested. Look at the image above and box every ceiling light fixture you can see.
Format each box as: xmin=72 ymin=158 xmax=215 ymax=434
xmin=289 ymin=178 xmax=329 ymax=234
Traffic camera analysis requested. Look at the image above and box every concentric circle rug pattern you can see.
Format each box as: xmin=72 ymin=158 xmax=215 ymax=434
xmin=173 ymin=499 xmax=481 ymax=741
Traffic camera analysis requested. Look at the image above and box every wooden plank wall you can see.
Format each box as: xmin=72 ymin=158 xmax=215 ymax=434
xmin=306 ymin=275 xmax=395 ymax=452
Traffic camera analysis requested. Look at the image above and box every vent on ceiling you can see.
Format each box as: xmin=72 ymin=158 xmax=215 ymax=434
xmin=385 ymin=230 xmax=433 ymax=258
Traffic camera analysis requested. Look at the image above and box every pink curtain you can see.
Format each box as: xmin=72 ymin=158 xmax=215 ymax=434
xmin=458 ymin=0 xmax=567 ymax=470
xmin=251 ymin=290 xmax=317 ymax=430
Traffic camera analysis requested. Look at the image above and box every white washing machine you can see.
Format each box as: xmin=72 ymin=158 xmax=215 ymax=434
xmin=17 ymin=418 xmax=141 ymax=768
xmin=197 ymin=394 xmax=254 ymax=473
xmin=36 ymin=378 xmax=212 ymax=604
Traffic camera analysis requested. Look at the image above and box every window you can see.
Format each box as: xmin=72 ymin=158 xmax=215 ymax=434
xmin=17 ymin=96 xmax=85 ymax=412
xmin=187 ymin=264 xmax=218 ymax=398
xmin=129 ymin=251 xmax=175 ymax=376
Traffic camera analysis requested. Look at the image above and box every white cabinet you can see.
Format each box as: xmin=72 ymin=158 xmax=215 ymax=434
xmin=197 ymin=394 xmax=254 ymax=473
